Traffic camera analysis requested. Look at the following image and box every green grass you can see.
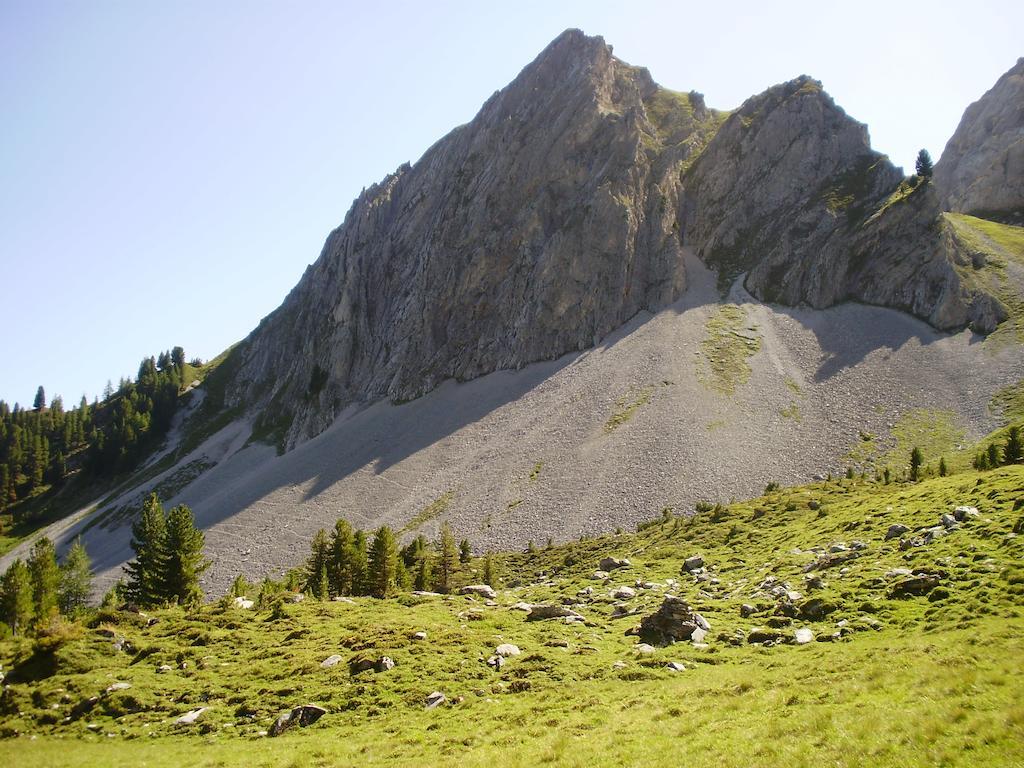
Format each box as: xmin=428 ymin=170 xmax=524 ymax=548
xmin=2 ymin=464 xmax=1023 ymax=766
xmin=400 ymin=491 xmax=455 ymax=534
xmin=990 ymin=378 xmax=1024 ymax=425
xmin=604 ymin=387 xmax=654 ymax=433
xmin=945 ymin=213 xmax=1024 ymax=344
xmin=780 ymin=403 xmax=802 ymax=422
xmin=697 ymin=305 xmax=762 ymax=394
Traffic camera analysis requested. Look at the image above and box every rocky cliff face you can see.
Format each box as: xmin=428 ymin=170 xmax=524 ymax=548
xmin=681 ymin=77 xmax=1002 ymax=332
xmin=225 ymin=30 xmax=724 ymax=446
xmin=934 ymin=57 xmax=1024 ymax=217
xmin=223 ymin=31 xmax=1015 ymax=449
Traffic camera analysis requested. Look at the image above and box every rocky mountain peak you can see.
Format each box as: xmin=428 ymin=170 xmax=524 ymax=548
xmin=934 ymin=57 xmax=1024 ymax=217
xmin=217 ymin=33 xmax=1018 ymax=451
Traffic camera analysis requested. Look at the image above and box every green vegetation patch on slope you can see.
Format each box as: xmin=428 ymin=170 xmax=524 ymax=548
xmin=697 ymin=305 xmax=762 ymax=394
xmin=604 ymin=387 xmax=654 ymax=433
xmin=400 ymin=491 xmax=455 ymax=534
xmin=990 ymin=378 xmax=1024 ymax=425
xmin=1 ymin=465 xmax=1022 ymax=767
xmin=945 ymin=213 xmax=1024 ymax=344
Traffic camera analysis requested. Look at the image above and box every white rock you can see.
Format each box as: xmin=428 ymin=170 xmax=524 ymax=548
xmin=320 ymin=655 xmax=343 ymax=668
xmin=495 ymin=644 xmax=521 ymax=657
xmin=175 ymin=708 xmax=207 ymax=725
xmin=635 ymin=643 xmax=656 ymax=655
xmin=232 ymin=596 xmax=255 ymax=610
xmin=794 ymin=628 xmax=814 ymax=645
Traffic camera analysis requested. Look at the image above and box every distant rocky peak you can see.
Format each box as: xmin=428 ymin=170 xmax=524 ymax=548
xmin=934 ymin=57 xmax=1024 ymax=216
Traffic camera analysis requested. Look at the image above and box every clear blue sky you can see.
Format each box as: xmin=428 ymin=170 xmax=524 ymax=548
xmin=1 ymin=0 xmax=1021 ymax=407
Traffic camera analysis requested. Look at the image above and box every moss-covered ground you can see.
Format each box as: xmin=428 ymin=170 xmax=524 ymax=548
xmin=2 ymin=462 xmax=1022 ymax=766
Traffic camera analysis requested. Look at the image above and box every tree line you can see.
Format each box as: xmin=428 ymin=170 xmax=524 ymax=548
xmin=0 ymin=536 xmax=92 ymax=637
xmin=293 ymin=520 xmax=494 ymax=601
xmin=0 ymin=347 xmax=198 ymax=518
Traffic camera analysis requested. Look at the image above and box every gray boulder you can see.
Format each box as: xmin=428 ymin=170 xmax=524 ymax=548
xmin=885 ymin=523 xmax=911 ymax=541
xmin=459 ymin=585 xmax=498 ymax=600
xmin=639 ymin=596 xmax=704 ymax=645
xmin=270 ymin=704 xmax=327 ymax=736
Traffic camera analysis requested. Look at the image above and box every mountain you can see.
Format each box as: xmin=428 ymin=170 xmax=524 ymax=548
xmin=934 ymin=57 xmax=1024 ymax=217
xmin=223 ymin=31 xmax=1012 ymax=451
xmin=2 ymin=31 xmax=1022 ymax=596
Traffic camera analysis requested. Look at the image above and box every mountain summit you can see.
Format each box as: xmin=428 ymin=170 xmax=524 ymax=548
xmin=220 ymin=32 xmax=1016 ymax=451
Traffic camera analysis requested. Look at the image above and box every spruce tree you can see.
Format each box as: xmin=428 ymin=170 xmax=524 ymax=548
xmin=27 ymin=537 xmax=60 ymax=625
xmin=350 ymin=530 xmax=369 ymax=596
xmin=171 ymin=346 xmax=186 ymax=368
xmin=305 ymin=529 xmax=331 ymax=598
xmin=909 ymin=446 xmax=924 ymax=481
xmin=124 ymin=493 xmax=168 ymax=606
xmin=329 ymin=519 xmax=355 ymax=596
xmin=987 ymin=442 xmax=1001 ymax=468
xmin=33 ymin=386 xmax=46 ymax=411
xmin=434 ymin=522 xmax=460 ymax=594
xmin=59 ymin=537 xmax=92 ymax=617
xmin=915 ymin=149 xmax=933 ymax=180
xmin=482 ymin=552 xmax=497 ymax=588
xmin=1 ymin=559 xmax=34 ymax=636
xmin=162 ymin=504 xmax=209 ymax=606
xmin=367 ymin=526 xmax=401 ymax=598
xmin=414 ymin=553 xmax=432 ymax=591
xmin=938 ymin=457 xmax=948 ymax=477
xmin=459 ymin=538 xmax=472 ymax=564
xmin=1005 ymin=426 xmax=1022 ymax=464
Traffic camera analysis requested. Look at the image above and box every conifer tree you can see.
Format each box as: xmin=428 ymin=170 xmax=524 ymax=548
xmin=124 ymin=493 xmax=168 ymax=606
xmin=909 ymin=446 xmax=923 ymax=481
xmin=27 ymin=537 xmax=60 ymax=625
xmin=367 ymin=526 xmax=401 ymax=598
xmin=161 ymin=504 xmax=209 ymax=606
xmin=171 ymin=346 xmax=186 ymax=368
xmin=434 ymin=522 xmax=460 ymax=594
xmin=33 ymin=386 xmax=46 ymax=411
xmin=329 ymin=519 xmax=355 ymax=596
xmin=305 ymin=529 xmax=331 ymax=598
xmin=987 ymin=442 xmax=1001 ymax=468
xmin=1 ymin=559 xmax=34 ymax=636
xmin=938 ymin=457 xmax=948 ymax=477
xmin=1005 ymin=426 xmax=1022 ymax=464
xmin=59 ymin=537 xmax=92 ymax=617
xmin=915 ymin=149 xmax=933 ymax=180
xmin=482 ymin=552 xmax=497 ymax=588
xmin=229 ymin=574 xmax=252 ymax=599
xmin=459 ymin=538 xmax=472 ymax=564
xmin=350 ymin=530 xmax=369 ymax=596
xmin=414 ymin=552 xmax=432 ymax=591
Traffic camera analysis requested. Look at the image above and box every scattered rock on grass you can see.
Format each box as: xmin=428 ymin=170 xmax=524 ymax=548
xmin=599 ymin=557 xmax=631 ymax=571
xmin=495 ymin=644 xmax=521 ymax=657
xmin=885 ymin=524 xmax=911 ymax=541
xmin=682 ymin=555 xmax=705 ymax=573
xmin=526 ymin=605 xmax=583 ymax=622
xmin=270 ymin=704 xmax=327 ymax=736
xmin=425 ymin=692 xmax=446 ymax=709
xmin=232 ymin=597 xmax=255 ymax=610
xmin=794 ymin=628 xmax=814 ymax=644
xmin=320 ymin=655 xmax=343 ymax=668
xmin=639 ymin=596 xmax=704 ymax=645
xmin=889 ymin=574 xmax=941 ymax=598
xmin=459 ymin=585 xmax=497 ymax=600
xmin=175 ymin=708 xmax=207 ymax=725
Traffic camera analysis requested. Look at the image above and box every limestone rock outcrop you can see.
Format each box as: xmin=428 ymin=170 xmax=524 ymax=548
xmin=214 ymin=31 xmax=1016 ymax=451
xmin=934 ymin=58 xmax=1024 ymax=217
